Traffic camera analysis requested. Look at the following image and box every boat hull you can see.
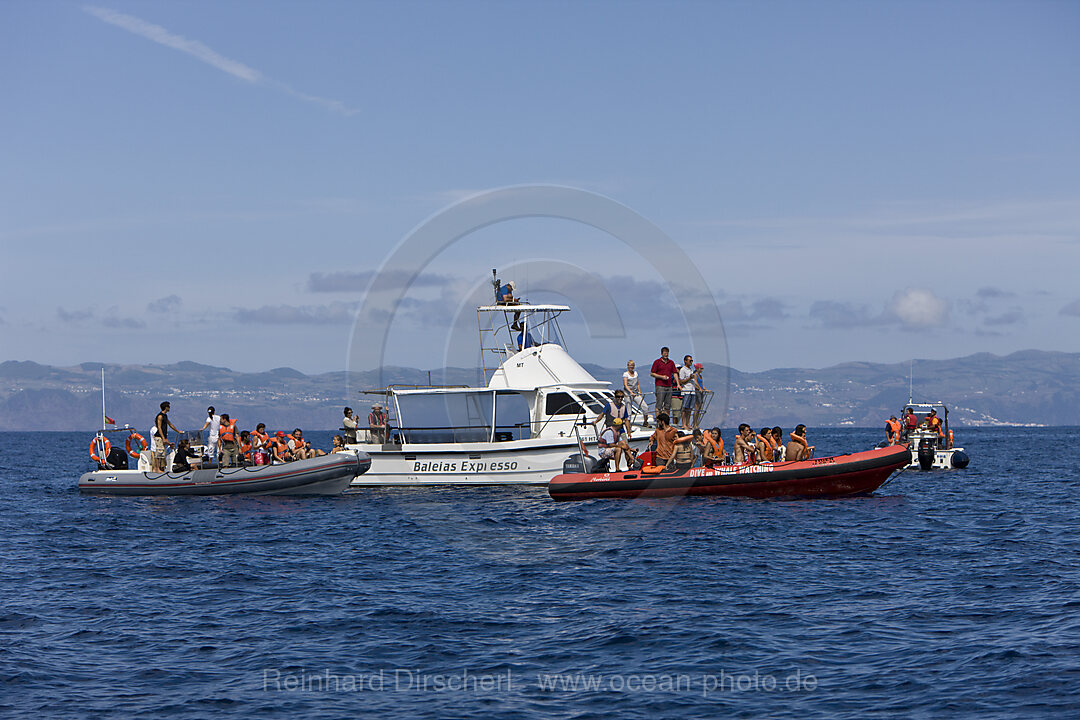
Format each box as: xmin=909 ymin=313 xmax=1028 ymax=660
xmin=346 ymin=437 xmax=650 ymax=487
xmin=548 ymin=445 xmax=910 ymax=501
xmin=79 ymin=452 xmax=370 ymax=496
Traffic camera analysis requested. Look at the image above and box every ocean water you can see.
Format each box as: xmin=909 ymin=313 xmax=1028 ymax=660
xmin=1 ymin=427 xmax=1078 ymax=719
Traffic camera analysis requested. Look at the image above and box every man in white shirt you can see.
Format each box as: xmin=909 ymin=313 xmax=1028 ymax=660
xmin=200 ymin=406 xmax=222 ymax=464
xmin=678 ymin=355 xmax=701 ymax=430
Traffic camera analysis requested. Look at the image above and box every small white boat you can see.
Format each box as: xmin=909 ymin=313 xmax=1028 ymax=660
xmin=345 ymin=297 xmax=653 ymax=486
xmin=898 ymin=402 xmax=970 ymax=470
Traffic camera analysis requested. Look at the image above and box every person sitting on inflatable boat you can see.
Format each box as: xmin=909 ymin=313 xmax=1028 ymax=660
xmin=597 ymin=423 xmax=637 ymax=473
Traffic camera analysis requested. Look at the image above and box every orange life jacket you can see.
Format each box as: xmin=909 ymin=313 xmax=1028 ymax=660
xmin=220 ymin=419 xmax=237 ymax=443
xmin=252 ymin=430 xmax=269 ymax=448
xmin=757 ymin=434 xmax=773 ymax=460
xmin=703 ymin=433 xmax=723 ymax=462
xmin=886 ymin=419 xmax=901 ymax=438
xmin=240 ymin=441 xmax=252 ymax=457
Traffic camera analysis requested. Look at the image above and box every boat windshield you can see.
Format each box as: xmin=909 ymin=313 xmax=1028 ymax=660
xmin=395 ymin=389 xmax=532 ymax=444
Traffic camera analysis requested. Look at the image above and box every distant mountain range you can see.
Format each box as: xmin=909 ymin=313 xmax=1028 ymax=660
xmin=1 ymin=350 xmax=1078 ymax=431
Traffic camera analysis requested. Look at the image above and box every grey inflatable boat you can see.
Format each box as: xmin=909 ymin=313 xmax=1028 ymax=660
xmin=79 ymin=451 xmax=370 ymax=496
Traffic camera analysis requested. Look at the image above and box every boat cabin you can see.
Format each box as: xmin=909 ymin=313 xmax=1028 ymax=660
xmin=355 ymin=303 xmax=641 ymax=447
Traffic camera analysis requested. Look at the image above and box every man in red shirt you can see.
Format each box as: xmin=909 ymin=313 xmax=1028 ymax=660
xmin=650 ymin=346 xmax=678 ymax=418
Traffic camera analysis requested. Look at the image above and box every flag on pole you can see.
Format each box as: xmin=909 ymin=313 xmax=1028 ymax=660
xmin=105 ymin=415 xmax=116 ymax=425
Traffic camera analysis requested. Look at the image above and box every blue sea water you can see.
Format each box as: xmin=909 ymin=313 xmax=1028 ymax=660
xmin=1 ymin=427 xmax=1079 ymax=719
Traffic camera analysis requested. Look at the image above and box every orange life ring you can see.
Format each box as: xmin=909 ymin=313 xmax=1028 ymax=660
xmin=89 ymin=436 xmax=111 ymax=463
xmin=126 ymin=432 xmax=147 ymax=457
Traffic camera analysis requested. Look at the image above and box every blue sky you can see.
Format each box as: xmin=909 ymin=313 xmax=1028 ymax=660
xmin=2 ymin=0 xmax=1078 ymax=374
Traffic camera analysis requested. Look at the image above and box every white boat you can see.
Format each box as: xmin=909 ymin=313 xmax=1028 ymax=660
xmin=345 ymin=300 xmax=652 ymax=486
xmin=898 ymin=401 xmax=970 ymax=470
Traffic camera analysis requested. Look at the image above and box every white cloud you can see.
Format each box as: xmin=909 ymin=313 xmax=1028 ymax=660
xmin=888 ymin=288 xmax=949 ymax=328
xmin=84 ymin=6 xmax=359 ymax=116
xmin=84 ymin=6 xmax=261 ymax=82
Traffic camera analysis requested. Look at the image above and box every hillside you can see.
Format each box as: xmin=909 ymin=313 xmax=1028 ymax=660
xmin=1 ymin=351 xmax=1077 ymax=431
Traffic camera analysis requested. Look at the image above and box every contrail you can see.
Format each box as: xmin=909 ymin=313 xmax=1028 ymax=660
xmin=83 ymin=6 xmax=359 ymax=115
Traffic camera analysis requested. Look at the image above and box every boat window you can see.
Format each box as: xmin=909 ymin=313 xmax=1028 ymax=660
xmin=580 ymin=393 xmax=605 ymax=413
xmin=396 ymin=392 xmax=493 ymax=444
xmin=494 ymin=391 xmax=531 ymax=441
xmin=545 ymin=391 xmax=584 ymax=416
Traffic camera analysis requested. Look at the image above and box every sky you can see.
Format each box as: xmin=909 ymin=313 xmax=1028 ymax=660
xmin=1 ymin=0 xmax=1078 ymax=376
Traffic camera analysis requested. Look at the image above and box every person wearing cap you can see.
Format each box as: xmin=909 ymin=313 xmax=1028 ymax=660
xmin=369 ymin=403 xmax=389 ymax=444
xmin=692 ymin=362 xmax=707 ymax=428
xmin=199 ymin=406 xmax=222 ymax=464
xmin=496 ymin=279 xmax=523 ymax=331
xmin=678 ymin=355 xmax=702 ymax=429
xmin=270 ymin=430 xmax=291 ymax=463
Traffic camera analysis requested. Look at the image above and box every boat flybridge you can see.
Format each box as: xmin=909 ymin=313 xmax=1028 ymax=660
xmin=345 ymin=301 xmax=651 ymax=486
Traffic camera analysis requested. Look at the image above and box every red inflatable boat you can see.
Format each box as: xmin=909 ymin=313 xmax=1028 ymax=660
xmin=547 ymin=444 xmax=910 ymax=501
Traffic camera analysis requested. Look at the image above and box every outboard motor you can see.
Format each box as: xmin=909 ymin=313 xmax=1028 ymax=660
xmin=951 ymin=450 xmax=970 ymax=469
xmin=563 ymin=453 xmax=598 ymax=475
xmin=917 ymin=439 xmax=935 ymax=471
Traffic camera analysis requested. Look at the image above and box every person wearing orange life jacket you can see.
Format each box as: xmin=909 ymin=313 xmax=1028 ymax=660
xmin=757 ymin=427 xmax=775 ymax=464
xmin=251 ymin=423 xmax=271 ymax=465
xmin=218 ymin=414 xmax=240 ymax=467
xmin=239 ymin=430 xmax=253 ymax=465
xmin=927 ymin=409 xmax=944 ymax=445
xmin=885 ymin=416 xmax=902 ymax=445
xmin=701 ymin=427 xmax=724 ymax=467
xmin=288 ymin=428 xmax=312 ymax=460
xmin=271 ymin=431 xmax=291 ymax=463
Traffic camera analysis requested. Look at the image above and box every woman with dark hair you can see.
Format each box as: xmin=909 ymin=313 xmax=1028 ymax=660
xmin=171 ymin=438 xmax=202 ymax=473
xmin=785 ymin=424 xmax=815 ymax=462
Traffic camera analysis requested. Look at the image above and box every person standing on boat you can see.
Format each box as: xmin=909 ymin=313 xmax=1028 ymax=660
xmin=200 ymin=406 xmax=222 ymax=464
xmin=342 ymin=407 xmax=358 ymax=444
xmin=885 ymin=416 xmax=901 ymax=445
xmin=902 ymin=408 xmax=918 ymax=440
xmin=692 ymin=363 xmax=707 ymax=428
xmin=369 ymin=403 xmax=389 ymax=444
xmin=218 ymin=414 xmax=239 ymax=467
xmin=622 ymin=360 xmax=650 ymax=427
xmin=650 ymin=347 xmax=678 ymax=419
xmin=152 ymin=401 xmax=182 ymax=472
xmin=678 ymin=355 xmax=701 ymax=430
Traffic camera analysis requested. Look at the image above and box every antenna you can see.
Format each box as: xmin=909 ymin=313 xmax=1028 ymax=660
xmin=908 ymin=359 xmax=913 ymax=405
xmin=101 ymin=368 xmax=106 ymax=431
